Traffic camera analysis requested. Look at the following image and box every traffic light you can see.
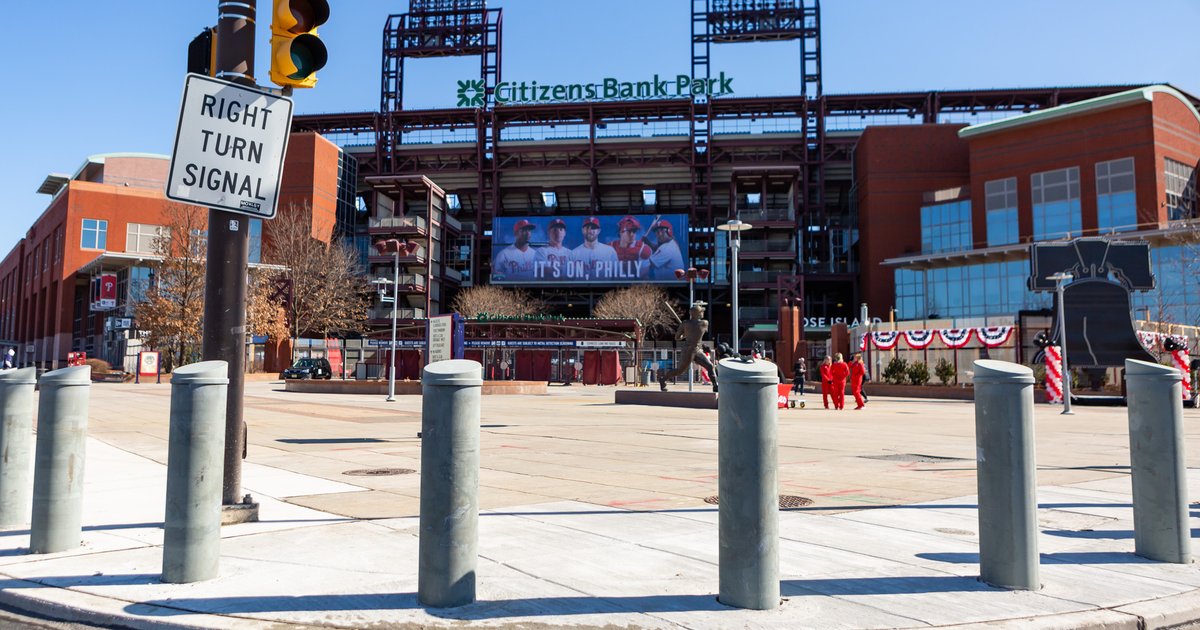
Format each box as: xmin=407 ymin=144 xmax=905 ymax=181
xmin=270 ymin=0 xmax=329 ymax=88
xmin=187 ymin=27 xmax=216 ymax=76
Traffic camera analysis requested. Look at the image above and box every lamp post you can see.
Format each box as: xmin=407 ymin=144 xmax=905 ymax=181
xmin=717 ymin=220 xmax=753 ymax=355
xmin=374 ymin=239 xmax=417 ymax=402
xmin=1048 ymin=272 xmax=1074 ymax=415
xmin=674 ymin=267 xmax=711 ymax=391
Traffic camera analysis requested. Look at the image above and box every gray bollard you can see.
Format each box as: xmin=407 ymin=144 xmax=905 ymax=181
xmin=973 ymin=359 xmax=1039 ymax=590
xmin=1125 ymin=359 xmax=1190 ymax=563
xmin=30 ymin=365 xmax=91 ymax=554
xmin=419 ymin=359 xmax=482 ymax=608
xmin=162 ymin=361 xmax=229 ymax=583
xmin=717 ymin=357 xmax=779 ymax=610
xmin=0 ymin=368 xmax=37 ymax=529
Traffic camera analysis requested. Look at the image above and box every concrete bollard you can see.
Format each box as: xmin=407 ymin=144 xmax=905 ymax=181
xmin=0 ymin=368 xmax=37 ymax=529
xmin=30 ymin=365 xmax=91 ymax=554
xmin=973 ymin=360 xmax=1039 ymax=590
xmin=162 ymin=361 xmax=229 ymax=583
xmin=1125 ymin=359 xmax=1190 ymax=563
xmin=418 ymin=359 xmax=482 ymax=608
xmin=717 ymin=357 xmax=779 ymax=610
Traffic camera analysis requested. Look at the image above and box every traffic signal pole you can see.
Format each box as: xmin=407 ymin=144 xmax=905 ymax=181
xmin=207 ymin=0 xmax=256 ymax=516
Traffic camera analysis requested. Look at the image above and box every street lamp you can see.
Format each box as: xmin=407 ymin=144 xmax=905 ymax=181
xmin=1048 ymin=272 xmax=1074 ymax=415
xmin=716 ymin=219 xmax=753 ymax=355
xmin=674 ymin=267 xmax=711 ymax=391
xmin=374 ymin=239 xmax=419 ymax=402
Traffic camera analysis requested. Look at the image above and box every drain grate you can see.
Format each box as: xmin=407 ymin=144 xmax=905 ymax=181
xmin=859 ymin=453 xmax=968 ymax=464
xmin=703 ymin=495 xmax=813 ymax=509
xmin=343 ymin=468 xmax=415 ymax=477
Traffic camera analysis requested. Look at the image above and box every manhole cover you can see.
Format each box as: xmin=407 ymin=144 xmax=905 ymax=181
xmin=343 ymin=468 xmax=415 ymax=477
xmin=703 ymin=495 xmax=813 ymax=509
xmin=860 ymin=453 xmax=968 ymax=464
xmin=934 ymin=527 xmax=976 ymax=536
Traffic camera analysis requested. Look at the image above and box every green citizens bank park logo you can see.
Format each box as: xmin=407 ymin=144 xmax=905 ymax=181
xmin=456 ymin=72 xmax=734 ymax=105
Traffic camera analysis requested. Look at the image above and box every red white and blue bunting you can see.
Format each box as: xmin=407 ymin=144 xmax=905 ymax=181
xmin=937 ymin=328 xmax=974 ymax=349
xmin=976 ymin=326 xmax=1014 ymax=348
xmin=871 ymin=330 xmax=900 ymax=350
xmin=902 ymin=329 xmax=936 ymax=349
xmin=859 ymin=334 xmax=868 ymax=352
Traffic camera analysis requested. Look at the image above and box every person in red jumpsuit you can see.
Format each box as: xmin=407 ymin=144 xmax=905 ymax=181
xmin=819 ymin=355 xmax=833 ymax=409
xmin=850 ymin=353 xmax=867 ymax=410
xmin=829 ymin=353 xmax=850 ymax=410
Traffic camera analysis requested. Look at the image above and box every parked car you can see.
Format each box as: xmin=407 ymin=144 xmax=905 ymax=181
xmin=281 ymin=358 xmax=333 ymax=380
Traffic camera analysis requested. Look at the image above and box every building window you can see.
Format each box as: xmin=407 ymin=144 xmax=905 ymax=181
xmin=642 ymin=189 xmax=657 ymax=207
xmin=1165 ymin=158 xmax=1197 ymax=221
xmin=248 ymin=218 xmax=263 ymax=264
xmin=984 ymin=178 xmax=1019 ymax=246
xmin=126 ymin=223 xmax=165 ymax=254
xmin=81 ymin=218 xmax=107 ymax=250
xmin=541 ymin=192 xmax=557 ymax=209
xmin=446 ymin=193 xmax=461 ymax=211
xmin=920 ymin=199 xmax=972 ymax=254
xmin=894 ymin=260 xmax=1049 ymax=320
xmin=1095 ymin=157 xmax=1136 ymax=233
xmin=1031 ymin=167 xmax=1081 ymax=241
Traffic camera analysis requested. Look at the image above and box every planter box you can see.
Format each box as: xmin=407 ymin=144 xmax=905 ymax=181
xmin=857 ymin=382 xmax=1050 ymax=403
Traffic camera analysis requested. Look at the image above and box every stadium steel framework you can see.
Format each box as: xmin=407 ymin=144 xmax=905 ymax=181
xmin=293 ymin=0 xmax=1171 ymax=347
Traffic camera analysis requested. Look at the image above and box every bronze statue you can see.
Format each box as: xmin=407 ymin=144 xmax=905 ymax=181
xmin=660 ymin=302 xmax=717 ymax=391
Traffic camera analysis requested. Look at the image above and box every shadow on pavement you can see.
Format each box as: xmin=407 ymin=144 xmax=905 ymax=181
xmin=918 ymin=551 xmax=1160 ymax=564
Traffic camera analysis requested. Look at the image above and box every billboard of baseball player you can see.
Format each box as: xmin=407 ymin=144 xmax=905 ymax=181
xmin=491 ymin=214 xmax=689 ymax=284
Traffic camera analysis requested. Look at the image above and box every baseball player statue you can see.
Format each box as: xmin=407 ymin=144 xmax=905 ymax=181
xmin=660 ymin=302 xmax=718 ymax=392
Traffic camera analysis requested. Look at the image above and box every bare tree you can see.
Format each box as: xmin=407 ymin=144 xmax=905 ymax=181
xmin=451 ymin=285 xmax=544 ymax=318
xmin=594 ymin=285 xmax=675 ymax=339
xmin=263 ymin=202 xmax=368 ymax=357
xmin=133 ymin=203 xmax=207 ymax=371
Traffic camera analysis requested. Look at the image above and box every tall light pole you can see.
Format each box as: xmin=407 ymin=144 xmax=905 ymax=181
xmin=1048 ymin=272 xmax=1074 ymax=415
xmin=717 ymin=220 xmax=753 ymax=354
xmin=674 ymin=267 xmax=711 ymax=391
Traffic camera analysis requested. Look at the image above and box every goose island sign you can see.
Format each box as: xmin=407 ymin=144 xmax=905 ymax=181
xmin=457 ymin=72 xmax=735 ymax=107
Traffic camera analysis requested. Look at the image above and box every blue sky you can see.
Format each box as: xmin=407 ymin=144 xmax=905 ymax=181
xmin=1 ymin=0 xmax=1197 ymax=255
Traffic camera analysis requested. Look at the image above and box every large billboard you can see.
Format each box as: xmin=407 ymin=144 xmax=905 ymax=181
xmin=491 ymin=214 xmax=689 ymax=284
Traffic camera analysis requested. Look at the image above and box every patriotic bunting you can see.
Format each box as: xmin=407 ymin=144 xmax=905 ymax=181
xmin=859 ymin=334 xmax=868 ymax=352
xmin=937 ymin=328 xmax=974 ymax=349
xmin=1136 ymin=331 xmax=1158 ymax=351
xmin=976 ymin=326 xmax=1014 ymax=348
xmin=902 ymin=329 xmax=936 ymax=349
xmin=871 ymin=330 xmax=900 ymax=350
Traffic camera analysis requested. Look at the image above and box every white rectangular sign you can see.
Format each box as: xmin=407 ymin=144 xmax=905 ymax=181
xmin=166 ymin=74 xmax=294 ymax=219
xmin=427 ymin=315 xmax=453 ymax=364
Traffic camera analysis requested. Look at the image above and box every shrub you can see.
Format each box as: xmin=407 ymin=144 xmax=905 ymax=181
xmin=934 ymin=357 xmax=955 ymax=385
xmin=84 ymin=358 xmax=112 ymax=375
xmin=907 ymin=361 xmax=930 ymax=386
xmin=882 ymin=356 xmax=908 ymax=384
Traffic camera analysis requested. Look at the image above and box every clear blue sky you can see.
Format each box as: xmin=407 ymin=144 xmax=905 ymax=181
xmin=2 ymin=1 xmax=1197 ymax=256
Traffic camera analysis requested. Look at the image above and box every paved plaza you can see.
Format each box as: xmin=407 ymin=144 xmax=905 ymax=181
xmin=0 ymin=380 xmax=1197 ymax=628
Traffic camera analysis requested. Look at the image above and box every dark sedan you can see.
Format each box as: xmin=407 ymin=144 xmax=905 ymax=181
xmin=281 ymin=358 xmax=333 ymax=380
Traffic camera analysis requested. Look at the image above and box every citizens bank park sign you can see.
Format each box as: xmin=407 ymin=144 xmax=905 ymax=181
xmin=456 ymin=72 xmax=734 ymax=106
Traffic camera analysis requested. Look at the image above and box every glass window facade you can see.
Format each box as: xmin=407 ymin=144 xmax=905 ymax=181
xmin=894 ymin=260 xmax=1049 ymax=320
xmin=1130 ymin=245 xmax=1200 ymax=326
xmin=984 ymin=178 xmax=1019 ymax=246
xmin=920 ymin=199 xmax=972 ymax=254
xmin=1095 ymin=157 xmax=1136 ymax=233
xmin=81 ymin=219 xmax=107 ymax=250
xmin=1165 ymin=158 xmax=1197 ymax=221
xmin=1031 ymin=167 xmax=1081 ymax=240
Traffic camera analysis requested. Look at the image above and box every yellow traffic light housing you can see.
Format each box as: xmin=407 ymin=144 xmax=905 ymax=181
xmin=270 ymin=0 xmax=329 ymax=88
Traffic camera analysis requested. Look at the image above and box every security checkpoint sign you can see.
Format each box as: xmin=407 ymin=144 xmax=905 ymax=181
xmin=166 ymin=74 xmax=294 ymax=219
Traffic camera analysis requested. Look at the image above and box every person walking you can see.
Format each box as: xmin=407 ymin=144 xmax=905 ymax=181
xmin=791 ymin=357 xmax=806 ymax=394
xmin=850 ymin=353 xmax=867 ymax=410
xmin=819 ymin=355 xmax=833 ymax=409
xmin=830 ymin=353 xmax=850 ymax=410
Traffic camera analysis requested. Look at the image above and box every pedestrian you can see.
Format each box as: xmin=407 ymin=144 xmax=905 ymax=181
xmin=819 ymin=355 xmax=833 ymax=409
xmin=830 ymin=353 xmax=850 ymax=410
xmin=792 ymin=357 xmax=806 ymax=394
xmin=2 ymin=348 xmax=12 ymax=369
xmin=850 ymin=353 xmax=867 ymax=410
xmin=500 ymin=358 xmax=510 ymax=380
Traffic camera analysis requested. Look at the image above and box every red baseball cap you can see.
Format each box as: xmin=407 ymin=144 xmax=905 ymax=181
xmin=617 ymin=215 xmax=641 ymax=231
xmin=582 ymin=216 xmax=601 ymax=228
xmin=652 ymin=219 xmax=673 ymax=234
xmin=548 ymin=218 xmax=566 ymax=229
xmin=512 ymin=219 xmax=535 ymax=234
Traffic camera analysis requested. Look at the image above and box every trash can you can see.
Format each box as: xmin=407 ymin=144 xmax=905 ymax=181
xmin=641 ymin=369 xmax=652 ymax=387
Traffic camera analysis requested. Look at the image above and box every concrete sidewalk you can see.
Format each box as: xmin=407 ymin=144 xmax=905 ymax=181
xmin=0 ymin=383 xmax=1196 ymax=629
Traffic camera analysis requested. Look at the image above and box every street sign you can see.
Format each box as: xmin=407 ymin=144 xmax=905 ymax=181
xmin=166 ymin=73 xmax=294 ymax=219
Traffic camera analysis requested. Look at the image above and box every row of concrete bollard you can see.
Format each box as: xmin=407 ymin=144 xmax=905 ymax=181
xmin=974 ymin=358 xmax=1191 ymax=590
xmin=0 ymin=361 xmax=229 ymax=584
